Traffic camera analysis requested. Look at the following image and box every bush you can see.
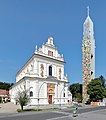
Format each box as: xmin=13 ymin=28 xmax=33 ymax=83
xmin=0 ymin=97 xmax=2 ymax=103
xmin=45 ymin=107 xmax=59 ymax=110
xmin=17 ymin=108 xmax=42 ymax=112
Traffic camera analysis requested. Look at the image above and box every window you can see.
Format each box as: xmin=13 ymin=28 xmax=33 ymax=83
xmin=51 ymin=52 xmax=53 ymax=56
xmin=91 ymin=71 xmax=93 ymax=75
xmin=48 ymin=50 xmax=53 ymax=56
xmin=59 ymin=68 xmax=61 ymax=79
xmin=64 ymin=93 xmax=65 ymax=97
xmin=24 ymin=85 xmax=25 ymax=89
xmin=91 ymin=54 xmax=93 ymax=59
xmin=30 ymin=91 xmax=33 ymax=97
xmin=49 ymin=66 xmax=52 ymax=76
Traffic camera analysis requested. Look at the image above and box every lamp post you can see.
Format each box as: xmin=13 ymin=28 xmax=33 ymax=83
xmin=59 ymin=82 xmax=68 ymax=110
xmin=38 ymin=82 xmax=46 ymax=111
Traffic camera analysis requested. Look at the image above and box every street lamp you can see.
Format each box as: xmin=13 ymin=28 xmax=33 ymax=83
xmin=59 ymin=82 xmax=68 ymax=110
xmin=38 ymin=82 xmax=46 ymax=110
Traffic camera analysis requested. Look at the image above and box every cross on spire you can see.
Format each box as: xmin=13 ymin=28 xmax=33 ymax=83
xmin=87 ymin=6 xmax=90 ymax=16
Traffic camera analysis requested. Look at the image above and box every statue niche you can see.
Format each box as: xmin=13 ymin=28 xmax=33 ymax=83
xmin=40 ymin=64 xmax=44 ymax=77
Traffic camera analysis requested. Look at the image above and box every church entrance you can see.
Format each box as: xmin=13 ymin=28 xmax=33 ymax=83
xmin=49 ymin=95 xmax=52 ymax=104
xmin=47 ymin=83 xmax=55 ymax=104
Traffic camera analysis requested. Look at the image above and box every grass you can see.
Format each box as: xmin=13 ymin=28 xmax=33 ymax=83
xmin=17 ymin=105 xmax=83 ymax=112
xmin=67 ymin=106 xmax=74 ymax=108
xmin=17 ymin=107 xmax=59 ymax=112
xmin=44 ymin=107 xmax=59 ymax=110
xmin=17 ymin=108 xmax=42 ymax=112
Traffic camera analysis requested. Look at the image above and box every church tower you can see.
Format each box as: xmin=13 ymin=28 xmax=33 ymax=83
xmin=82 ymin=7 xmax=95 ymax=103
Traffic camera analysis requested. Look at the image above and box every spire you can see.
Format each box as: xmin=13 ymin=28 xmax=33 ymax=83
xmin=83 ymin=6 xmax=94 ymax=39
xmin=34 ymin=45 xmax=38 ymax=53
xmin=82 ymin=7 xmax=95 ymax=103
xmin=36 ymin=45 xmax=37 ymax=51
xmin=87 ymin=6 xmax=89 ymax=17
xmin=50 ymin=32 xmax=52 ymax=37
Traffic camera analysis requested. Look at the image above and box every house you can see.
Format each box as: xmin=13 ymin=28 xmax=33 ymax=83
xmin=0 ymin=89 xmax=9 ymax=103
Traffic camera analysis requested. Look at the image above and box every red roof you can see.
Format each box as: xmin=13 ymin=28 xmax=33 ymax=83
xmin=0 ymin=89 xmax=9 ymax=95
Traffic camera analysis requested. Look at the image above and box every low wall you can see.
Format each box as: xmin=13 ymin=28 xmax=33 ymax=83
xmin=91 ymin=102 xmax=99 ymax=106
xmin=91 ymin=102 xmax=106 ymax=106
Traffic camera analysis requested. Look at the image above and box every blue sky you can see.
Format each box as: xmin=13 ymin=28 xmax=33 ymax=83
xmin=0 ymin=0 xmax=106 ymax=84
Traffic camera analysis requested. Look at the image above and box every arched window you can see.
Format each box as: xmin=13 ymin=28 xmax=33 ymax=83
xmin=49 ymin=66 xmax=52 ymax=76
xmin=64 ymin=93 xmax=65 ymax=97
xmin=30 ymin=91 xmax=33 ymax=97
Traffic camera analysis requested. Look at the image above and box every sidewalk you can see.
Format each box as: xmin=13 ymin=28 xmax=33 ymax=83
xmin=0 ymin=102 xmax=94 ymax=113
xmin=0 ymin=102 xmax=20 ymax=113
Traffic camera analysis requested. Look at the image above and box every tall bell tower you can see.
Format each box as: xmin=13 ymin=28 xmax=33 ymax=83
xmin=82 ymin=7 xmax=95 ymax=103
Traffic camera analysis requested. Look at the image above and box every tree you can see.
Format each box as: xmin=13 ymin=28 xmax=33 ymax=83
xmin=0 ymin=97 xmax=2 ymax=103
xmin=75 ymin=93 xmax=82 ymax=102
xmin=99 ymin=75 xmax=105 ymax=87
xmin=69 ymin=83 xmax=82 ymax=102
xmin=0 ymin=82 xmax=14 ymax=90
xmin=16 ymin=90 xmax=30 ymax=110
xmin=87 ymin=76 xmax=106 ymax=102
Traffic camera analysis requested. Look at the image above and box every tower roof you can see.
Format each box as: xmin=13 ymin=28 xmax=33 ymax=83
xmin=84 ymin=6 xmax=93 ymax=25
xmin=87 ymin=6 xmax=89 ymax=17
xmin=83 ymin=6 xmax=94 ymax=39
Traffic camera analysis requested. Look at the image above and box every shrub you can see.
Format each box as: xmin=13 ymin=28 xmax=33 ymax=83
xmin=0 ymin=97 xmax=2 ymax=103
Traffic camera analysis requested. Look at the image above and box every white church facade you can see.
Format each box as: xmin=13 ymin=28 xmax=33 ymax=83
xmin=10 ymin=36 xmax=70 ymax=105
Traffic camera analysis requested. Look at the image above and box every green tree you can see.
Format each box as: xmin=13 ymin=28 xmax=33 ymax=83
xmin=87 ymin=76 xmax=106 ymax=102
xmin=0 ymin=97 xmax=2 ymax=103
xmin=0 ymin=82 xmax=14 ymax=90
xmin=16 ymin=90 xmax=30 ymax=110
xmin=68 ymin=83 xmax=82 ymax=102
xmin=99 ymin=75 xmax=105 ymax=87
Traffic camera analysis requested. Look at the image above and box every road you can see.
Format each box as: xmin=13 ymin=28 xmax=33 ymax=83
xmin=0 ymin=106 xmax=106 ymax=120
xmin=61 ymin=106 xmax=106 ymax=114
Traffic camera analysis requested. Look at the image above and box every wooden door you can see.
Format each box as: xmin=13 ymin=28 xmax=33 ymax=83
xmin=49 ymin=95 xmax=52 ymax=104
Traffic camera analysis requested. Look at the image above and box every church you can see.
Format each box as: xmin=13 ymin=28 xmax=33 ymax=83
xmin=9 ymin=36 xmax=70 ymax=105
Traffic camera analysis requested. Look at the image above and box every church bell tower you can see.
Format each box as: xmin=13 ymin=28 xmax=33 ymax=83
xmin=82 ymin=7 xmax=95 ymax=103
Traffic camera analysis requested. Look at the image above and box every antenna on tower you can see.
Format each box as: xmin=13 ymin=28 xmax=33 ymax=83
xmin=35 ymin=45 xmax=37 ymax=51
xmin=87 ymin=6 xmax=90 ymax=16
xmin=50 ymin=32 xmax=52 ymax=37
